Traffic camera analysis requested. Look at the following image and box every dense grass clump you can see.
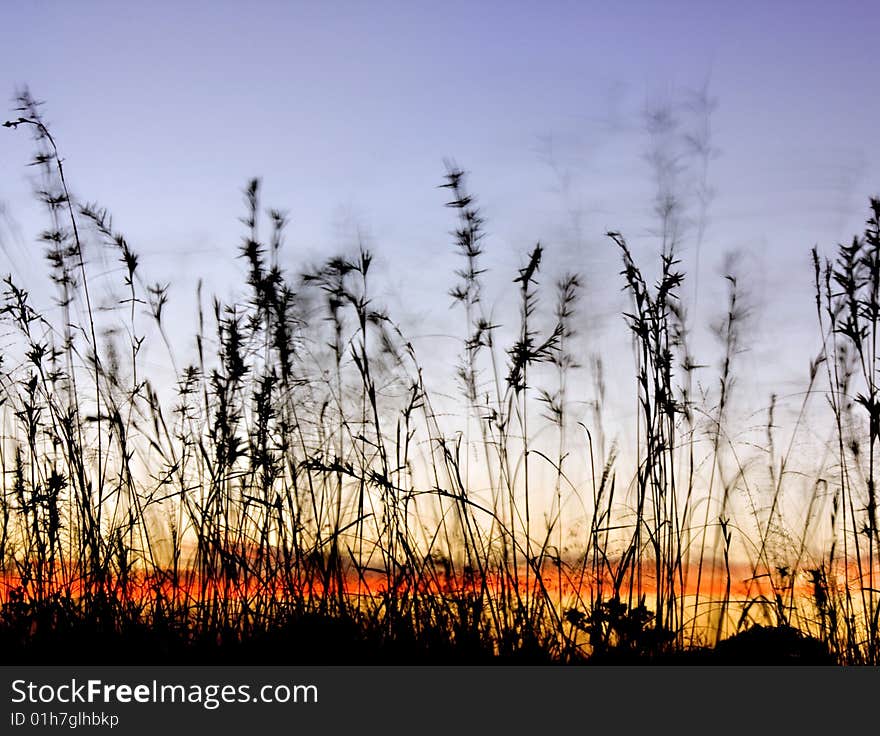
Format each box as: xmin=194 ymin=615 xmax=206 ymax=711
xmin=0 ymin=90 xmax=876 ymax=664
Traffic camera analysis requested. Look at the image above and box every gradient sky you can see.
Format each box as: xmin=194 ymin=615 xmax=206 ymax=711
xmin=1 ymin=0 xmax=878 ymax=449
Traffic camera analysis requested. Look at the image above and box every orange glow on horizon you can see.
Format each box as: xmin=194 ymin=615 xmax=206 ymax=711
xmin=2 ymin=558 xmax=872 ymax=611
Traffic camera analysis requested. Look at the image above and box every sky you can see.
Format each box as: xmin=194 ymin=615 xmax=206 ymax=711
xmin=0 ymin=0 xmax=878 ymax=459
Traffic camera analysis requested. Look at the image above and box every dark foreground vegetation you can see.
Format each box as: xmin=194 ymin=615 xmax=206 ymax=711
xmin=0 ymin=90 xmax=877 ymax=664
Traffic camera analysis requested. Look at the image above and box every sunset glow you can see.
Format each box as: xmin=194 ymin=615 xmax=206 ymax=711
xmin=0 ymin=1 xmax=877 ymax=667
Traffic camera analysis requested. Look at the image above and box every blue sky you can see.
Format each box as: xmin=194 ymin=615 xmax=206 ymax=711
xmin=0 ymin=0 xmax=878 ymax=437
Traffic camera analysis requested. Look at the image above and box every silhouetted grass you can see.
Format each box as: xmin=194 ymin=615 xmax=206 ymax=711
xmin=0 ymin=89 xmax=874 ymax=664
